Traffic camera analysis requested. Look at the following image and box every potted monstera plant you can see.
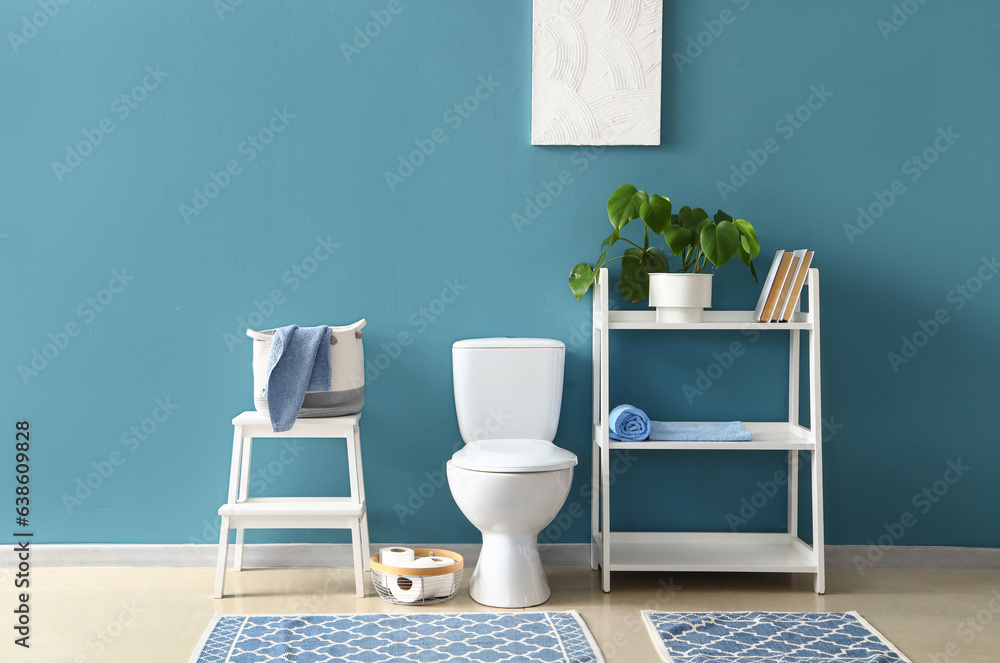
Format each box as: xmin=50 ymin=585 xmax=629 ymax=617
xmin=569 ymin=184 xmax=761 ymax=322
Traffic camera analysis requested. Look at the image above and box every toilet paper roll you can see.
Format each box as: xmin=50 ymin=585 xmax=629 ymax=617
xmin=389 ymin=574 xmax=424 ymax=603
xmin=388 ymin=572 xmax=455 ymax=602
xmin=421 ymin=572 xmax=455 ymax=598
xmin=404 ymin=556 xmax=451 ymax=568
xmin=379 ymin=547 xmax=415 ymax=566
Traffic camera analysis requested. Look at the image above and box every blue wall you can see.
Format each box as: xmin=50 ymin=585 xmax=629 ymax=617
xmin=2 ymin=1 xmax=998 ymax=550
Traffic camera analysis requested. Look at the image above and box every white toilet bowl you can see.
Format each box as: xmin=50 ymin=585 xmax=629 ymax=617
xmin=447 ymin=338 xmax=577 ymax=609
xmin=447 ymin=439 xmax=576 ymax=607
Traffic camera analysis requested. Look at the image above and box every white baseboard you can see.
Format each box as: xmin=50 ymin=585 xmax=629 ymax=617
xmin=24 ymin=543 xmax=1000 ymax=571
xmin=28 ymin=542 xmax=588 ymax=569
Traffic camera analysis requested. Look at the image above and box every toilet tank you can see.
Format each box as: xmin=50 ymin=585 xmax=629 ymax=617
xmin=453 ymin=338 xmax=565 ymax=443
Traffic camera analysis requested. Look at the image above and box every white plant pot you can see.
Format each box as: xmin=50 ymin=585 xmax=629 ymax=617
xmin=648 ymin=273 xmax=713 ymax=323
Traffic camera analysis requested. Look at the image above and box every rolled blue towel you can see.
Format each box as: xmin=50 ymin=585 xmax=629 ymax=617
xmin=648 ymin=421 xmax=753 ymax=442
xmin=608 ymin=404 xmax=651 ymax=441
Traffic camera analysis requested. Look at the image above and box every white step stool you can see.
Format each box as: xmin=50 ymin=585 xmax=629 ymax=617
xmin=214 ymin=411 xmax=371 ymax=598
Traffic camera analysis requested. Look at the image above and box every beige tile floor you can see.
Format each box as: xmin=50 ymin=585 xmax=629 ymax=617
xmin=6 ymin=567 xmax=999 ymax=662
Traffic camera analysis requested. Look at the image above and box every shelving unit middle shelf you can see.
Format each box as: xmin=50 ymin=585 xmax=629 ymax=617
xmin=594 ymin=421 xmax=816 ymax=451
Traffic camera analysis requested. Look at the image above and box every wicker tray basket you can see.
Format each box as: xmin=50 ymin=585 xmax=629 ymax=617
xmin=369 ymin=548 xmax=463 ymax=605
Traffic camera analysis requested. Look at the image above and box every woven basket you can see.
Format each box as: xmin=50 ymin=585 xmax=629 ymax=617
xmin=247 ymin=320 xmax=365 ymax=419
xmin=370 ymin=548 xmax=463 ymax=605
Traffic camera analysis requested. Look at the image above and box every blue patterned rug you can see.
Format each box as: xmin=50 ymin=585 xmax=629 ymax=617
xmin=642 ymin=611 xmax=911 ymax=663
xmin=189 ymin=612 xmax=604 ymax=662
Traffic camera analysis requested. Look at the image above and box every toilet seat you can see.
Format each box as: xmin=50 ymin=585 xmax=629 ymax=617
xmin=450 ymin=438 xmax=578 ymax=473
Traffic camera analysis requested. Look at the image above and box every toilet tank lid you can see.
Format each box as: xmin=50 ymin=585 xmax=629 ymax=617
xmin=453 ymin=338 xmax=565 ymax=350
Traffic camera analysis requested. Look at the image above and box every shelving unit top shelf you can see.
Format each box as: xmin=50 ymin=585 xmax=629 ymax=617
xmin=604 ymin=309 xmax=813 ymax=330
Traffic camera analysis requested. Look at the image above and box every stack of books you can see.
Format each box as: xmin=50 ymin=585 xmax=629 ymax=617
xmin=753 ymin=250 xmax=814 ymax=322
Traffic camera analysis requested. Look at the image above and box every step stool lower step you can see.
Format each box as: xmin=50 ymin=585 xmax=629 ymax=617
xmin=220 ymin=497 xmax=365 ymax=528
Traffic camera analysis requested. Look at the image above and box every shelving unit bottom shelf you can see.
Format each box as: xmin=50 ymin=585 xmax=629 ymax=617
xmin=593 ymin=532 xmax=818 ymax=573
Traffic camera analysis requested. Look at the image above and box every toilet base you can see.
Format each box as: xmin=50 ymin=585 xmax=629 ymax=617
xmin=469 ymin=533 xmax=551 ymax=608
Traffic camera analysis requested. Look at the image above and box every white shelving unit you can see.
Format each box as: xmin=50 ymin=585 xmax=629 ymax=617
xmin=590 ymin=267 xmax=825 ymax=594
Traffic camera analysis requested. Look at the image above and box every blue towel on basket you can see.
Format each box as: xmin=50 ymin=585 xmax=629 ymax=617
xmin=264 ymin=325 xmax=332 ymax=432
xmin=608 ymin=404 xmax=753 ymax=442
xmin=608 ymin=404 xmax=651 ymax=441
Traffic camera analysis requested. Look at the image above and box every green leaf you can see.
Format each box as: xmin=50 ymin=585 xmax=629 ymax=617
xmin=700 ymin=220 xmax=740 ymax=268
xmin=692 ymin=207 xmax=710 ymax=222
xmin=737 ymin=245 xmax=759 ymax=282
xmin=639 ymin=194 xmax=672 ymax=234
xmin=592 ymin=230 xmax=620 ymax=274
xmin=662 ymin=226 xmax=692 ymax=255
xmin=686 ymin=218 xmax=711 ymax=250
xmin=600 ymin=229 xmax=620 ymax=254
xmin=732 ymin=219 xmax=760 ymax=259
xmin=619 ymin=254 xmax=650 ymax=302
xmin=607 ymin=184 xmax=646 ymax=230
xmin=569 ymin=263 xmax=595 ymax=301
xmin=714 ymin=209 xmax=734 ymax=224
xmin=678 ymin=206 xmax=694 ymax=228
xmin=644 ymin=248 xmax=669 ymax=273
xmin=732 ymin=218 xmax=756 ymax=238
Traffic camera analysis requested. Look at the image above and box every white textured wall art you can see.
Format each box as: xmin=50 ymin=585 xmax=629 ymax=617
xmin=531 ymin=0 xmax=662 ymax=146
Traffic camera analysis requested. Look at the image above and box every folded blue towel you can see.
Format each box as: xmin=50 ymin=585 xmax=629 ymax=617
xmin=648 ymin=420 xmax=753 ymax=442
xmin=264 ymin=325 xmax=332 ymax=432
xmin=608 ymin=404 xmax=651 ymax=441
xmin=607 ymin=404 xmax=754 ymax=442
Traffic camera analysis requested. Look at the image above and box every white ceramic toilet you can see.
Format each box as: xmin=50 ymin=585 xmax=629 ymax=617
xmin=447 ymin=337 xmax=578 ymax=608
